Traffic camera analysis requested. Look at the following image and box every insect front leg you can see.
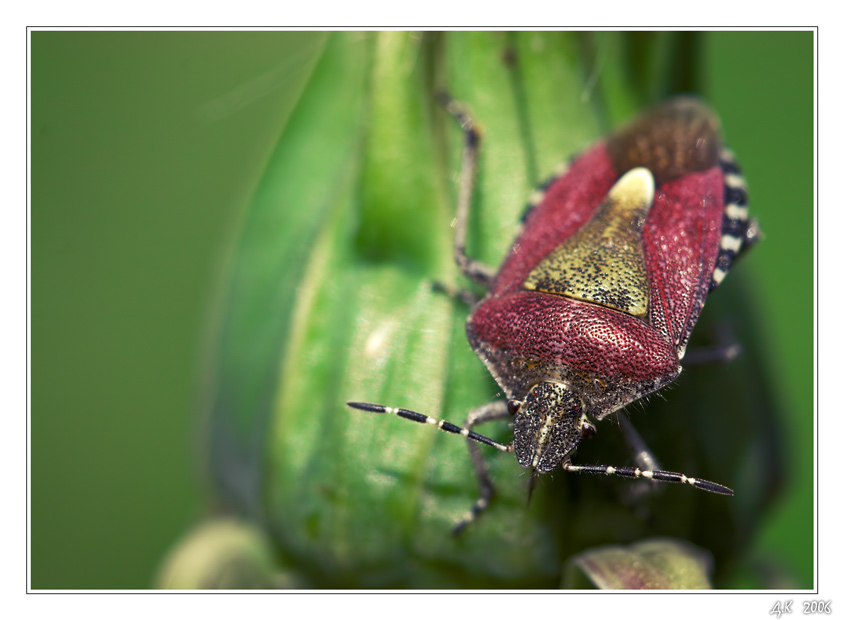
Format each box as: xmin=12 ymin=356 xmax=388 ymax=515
xmin=437 ymin=91 xmax=497 ymax=288
xmin=617 ymin=414 xmax=662 ymax=473
xmin=452 ymin=399 xmax=514 ymax=535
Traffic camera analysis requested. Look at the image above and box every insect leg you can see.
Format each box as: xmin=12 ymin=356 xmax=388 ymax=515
xmin=617 ymin=414 xmax=662 ymax=473
xmin=681 ymin=343 xmax=742 ymax=365
xmin=437 ymin=91 xmax=497 ymax=288
xmin=430 ymin=280 xmax=480 ymax=307
xmin=453 ymin=400 xmax=514 ymax=536
xmin=681 ymin=323 xmax=742 ymax=366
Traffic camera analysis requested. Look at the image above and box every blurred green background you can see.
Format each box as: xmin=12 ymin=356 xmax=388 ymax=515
xmin=31 ymin=31 xmax=813 ymax=589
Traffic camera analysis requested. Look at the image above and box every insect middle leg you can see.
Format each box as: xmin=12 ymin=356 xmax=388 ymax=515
xmin=452 ymin=399 xmax=514 ymax=535
xmin=681 ymin=323 xmax=742 ymax=365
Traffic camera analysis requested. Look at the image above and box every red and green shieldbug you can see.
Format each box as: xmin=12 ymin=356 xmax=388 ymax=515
xmin=348 ymin=94 xmax=759 ymax=534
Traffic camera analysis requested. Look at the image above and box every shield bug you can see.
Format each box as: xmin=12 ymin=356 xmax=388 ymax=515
xmin=348 ymin=94 xmax=758 ymax=534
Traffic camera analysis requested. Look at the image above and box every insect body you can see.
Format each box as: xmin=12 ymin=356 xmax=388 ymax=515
xmin=348 ymin=95 xmax=757 ymax=533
